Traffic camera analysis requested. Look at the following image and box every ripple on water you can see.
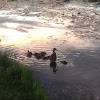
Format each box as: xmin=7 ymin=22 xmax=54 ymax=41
xmin=0 ymin=14 xmax=100 ymax=99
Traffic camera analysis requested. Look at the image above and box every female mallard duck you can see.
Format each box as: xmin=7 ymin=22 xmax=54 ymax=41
xmin=50 ymin=48 xmax=57 ymax=62
xmin=27 ymin=50 xmax=32 ymax=57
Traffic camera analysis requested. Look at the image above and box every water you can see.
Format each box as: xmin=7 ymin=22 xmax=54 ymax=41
xmin=0 ymin=1 xmax=100 ymax=100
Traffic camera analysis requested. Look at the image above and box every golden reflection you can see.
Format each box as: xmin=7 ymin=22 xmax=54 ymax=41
xmin=0 ymin=28 xmax=27 ymax=45
xmin=0 ymin=17 xmax=96 ymax=50
xmin=0 ymin=28 xmax=26 ymax=40
xmin=28 ymin=27 xmax=57 ymax=39
xmin=0 ymin=25 xmax=95 ymax=50
xmin=0 ymin=25 xmax=62 ymax=45
xmin=3 ymin=22 xmax=19 ymax=28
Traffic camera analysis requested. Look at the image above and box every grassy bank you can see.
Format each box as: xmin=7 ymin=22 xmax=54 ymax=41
xmin=0 ymin=52 xmax=49 ymax=100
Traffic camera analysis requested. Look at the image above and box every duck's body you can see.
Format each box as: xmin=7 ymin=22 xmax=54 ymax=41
xmin=27 ymin=50 xmax=32 ymax=57
xmin=50 ymin=52 xmax=56 ymax=62
xmin=34 ymin=53 xmax=39 ymax=56
xmin=50 ymin=48 xmax=57 ymax=62
xmin=40 ymin=52 xmax=46 ymax=57
xmin=33 ymin=53 xmax=42 ymax=59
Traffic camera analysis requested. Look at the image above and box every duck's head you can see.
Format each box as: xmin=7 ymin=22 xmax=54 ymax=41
xmin=53 ymin=48 xmax=57 ymax=52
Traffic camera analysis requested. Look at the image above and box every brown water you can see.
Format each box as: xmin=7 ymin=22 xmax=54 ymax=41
xmin=0 ymin=1 xmax=100 ymax=100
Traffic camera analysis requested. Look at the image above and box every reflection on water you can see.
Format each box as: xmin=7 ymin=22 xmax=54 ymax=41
xmin=0 ymin=13 xmax=100 ymax=100
xmin=50 ymin=61 xmax=57 ymax=74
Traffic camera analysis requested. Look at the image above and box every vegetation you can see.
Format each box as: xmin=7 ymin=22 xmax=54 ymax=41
xmin=0 ymin=52 xmax=49 ymax=100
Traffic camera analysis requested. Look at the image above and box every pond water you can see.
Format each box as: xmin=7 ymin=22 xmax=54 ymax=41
xmin=0 ymin=1 xmax=100 ymax=100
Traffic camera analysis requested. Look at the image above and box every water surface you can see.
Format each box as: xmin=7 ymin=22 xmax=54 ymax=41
xmin=0 ymin=1 xmax=100 ymax=100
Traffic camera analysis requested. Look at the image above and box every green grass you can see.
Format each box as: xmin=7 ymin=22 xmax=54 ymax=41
xmin=0 ymin=52 xmax=49 ymax=100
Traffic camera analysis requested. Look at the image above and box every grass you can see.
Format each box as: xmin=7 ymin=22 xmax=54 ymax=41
xmin=0 ymin=52 xmax=49 ymax=100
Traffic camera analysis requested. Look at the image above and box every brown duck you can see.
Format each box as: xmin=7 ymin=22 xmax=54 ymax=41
xmin=27 ymin=50 xmax=32 ymax=58
xmin=50 ymin=48 xmax=57 ymax=62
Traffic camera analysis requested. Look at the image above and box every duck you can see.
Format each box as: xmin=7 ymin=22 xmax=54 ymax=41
xmin=60 ymin=61 xmax=67 ymax=65
xmin=43 ymin=56 xmax=50 ymax=60
xmin=50 ymin=48 xmax=57 ymax=62
xmin=33 ymin=53 xmax=42 ymax=59
xmin=33 ymin=53 xmax=39 ymax=56
xmin=40 ymin=52 xmax=46 ymax=57
xmin=27 ymin=50 xmax=32 ymax=57
xmin=33 ymin=51 xmax=47 ymax=59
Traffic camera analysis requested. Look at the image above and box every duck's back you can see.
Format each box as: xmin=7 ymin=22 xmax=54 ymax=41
xmin=50 ymin=52 xmax=56 ymax=62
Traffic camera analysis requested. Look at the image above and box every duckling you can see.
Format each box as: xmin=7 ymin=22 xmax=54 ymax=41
xmin=50 ymin=48 xmax=57 ymax=62
xmin=43 ymin=56 xmax=50 ymax=60
xmin=33 ymin=53 xmax=39 ymax=56
xmin=34 ymin=51 xmax=47 ymax=60
xmin=60 ymin=61 xmax=67 ymax=65
xmin=40 ymin=52 xmax=46 ymax=57
xmin=35 ymin=55 xmax=42 ymax=59
xmin=27 ymin=50 xmax=32 ymax=58
xmin=33 ymin=53 xmax=42 ymax=59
